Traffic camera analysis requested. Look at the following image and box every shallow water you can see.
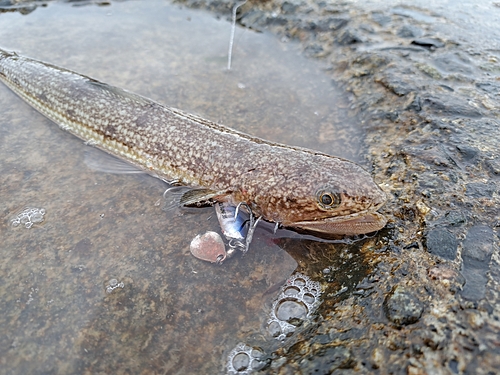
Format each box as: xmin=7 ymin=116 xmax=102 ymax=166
xmin=0 ymin=1 xmax=368 ymax=374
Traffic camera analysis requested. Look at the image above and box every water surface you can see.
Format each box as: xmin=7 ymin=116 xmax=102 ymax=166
xmin=0 ymin=1 xmax=363 ymax=373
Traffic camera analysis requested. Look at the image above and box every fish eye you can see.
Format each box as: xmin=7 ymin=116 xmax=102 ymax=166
xmin=316 ymin=189 xmax=341 ymax=209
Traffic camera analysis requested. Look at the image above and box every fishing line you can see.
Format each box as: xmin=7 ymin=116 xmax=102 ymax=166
xmin=227 ymin=0 xmax=247 ymax=70
xmin=214 ymin=0 xmax=248 ymax=124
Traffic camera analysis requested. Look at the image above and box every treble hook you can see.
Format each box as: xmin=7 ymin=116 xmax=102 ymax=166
xmin=273 ymin=221 xmax=280 ymax=234
xmin=232 ymin=201 xmax=262 ymax=253
xmin=162 ymin=185 xmax=187 ymax=199
xmin=244 ymin=216 xmax=262 ymax=253
xmin=234 ymin=201 xmax=250 ymax=220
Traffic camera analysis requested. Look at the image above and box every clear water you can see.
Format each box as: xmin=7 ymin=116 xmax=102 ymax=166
xmin=0 ymin=1 xmax=362 ymax=373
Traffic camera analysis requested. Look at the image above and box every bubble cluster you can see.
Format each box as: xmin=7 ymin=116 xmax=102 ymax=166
xmin=226 ymin=342 xmax=265 ymax=375
xmin=10 ymin=207 xmax=46 ymax=229
xmin=105 ymin=278 xmax=124 ymax=294
xmin=267 ymin=273 xmax=322 ymax=341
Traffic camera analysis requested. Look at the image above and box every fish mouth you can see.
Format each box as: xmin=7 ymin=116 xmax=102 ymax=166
xmin=290 ymin=211 xmax=387 ymax=236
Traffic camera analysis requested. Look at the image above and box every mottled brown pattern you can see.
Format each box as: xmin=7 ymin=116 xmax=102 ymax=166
xmin=0 ymin=48 xmax=386 ymax=234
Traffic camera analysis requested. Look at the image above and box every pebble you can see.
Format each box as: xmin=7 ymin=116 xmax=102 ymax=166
xmin=383 ymin=286 xmax=424 ymax=326
xmin=424 ymin=228 xmax=458 ymax=260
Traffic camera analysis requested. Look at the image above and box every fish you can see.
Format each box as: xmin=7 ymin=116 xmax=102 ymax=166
xmin=0 ymin=48 xmax=387 ymax=236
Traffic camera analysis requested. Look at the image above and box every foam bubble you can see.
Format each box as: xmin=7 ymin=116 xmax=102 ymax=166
xmin=266 ymin=273 xmax=322 ymax=341
xmin=226 ymin=342 xmax=265 ymax=374
xmin=105 ymin=278 xmax=125 ymax=294
xmin=10 ymin=207 xmax=46 ymax=229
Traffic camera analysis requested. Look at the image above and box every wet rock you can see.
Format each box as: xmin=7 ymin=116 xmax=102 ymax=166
xmin=448 ymin=359 xmax=459 ymax=374
xmin=411 ymin=38 xmax=445 ymax=49
xmin=460 ymin=268 xmax=489 ymax=301
xmin=353 ymin=52 xmax=392 ymax=72
xmin=300 ymin=345 xmax=354 ymax=373
xmin=406 ymin=94 xmax=421 ymax=111
xmin=415 ymin=62 xmax=442 ymax=79
xmin=462 ymin=225 xmax=494 ymax=263
xmin=373 ymin=109 xmax=399 ymax=122
xmin=397 ymin=24 xmax=424 ymax=38
xmin=465 ymin=182 xmax=497 ymax=198
xmin=304 ymin=17 xmax=349 ymax=32
xmin=359 ymin=23 xmax=374 ymax=33
xmin=404 ymin=144 xmax=457 ymax=170
xmin=337 ymin=28 xmax=363 ymax=45
xmin=428 ymin=265 xmax=466 ymax=293
xmin=281 ymin=0 xmax=301 ymax=15
xmin=239 ymin=9 xmax=266 ymax=30
xmin=420 ymin=95 xmax=482 ymax=118
xmin=383 ymin=286 xmax=424 ymax=326
xmin=371 ymin=11 xmax=391 ymax=26
xmin=392 ymin=7 xmax=438 ymax=23
xmin=460 ymin=225 xmax=495 ymax=300
xmin=433 ymin=53 xmax=473 ymax=74
xmin=456 ymin=144 xmax=479 ymax=160
xmin=424 ymin=228 xmax=458 ymax=260
xmin=485 ymin=157 xmax=500 ymax=175
xmin=376 ymin=73 xmax=415 ymax=96
xmin=303 ymin=43 xmax=325 ymax=57
xmin=433 ymin=211 xmax=467 ymax=227
xmin=239 ymin=9 xmax=289 ymax=31
xmin=475 ymin=81 xmax=500 ymax=94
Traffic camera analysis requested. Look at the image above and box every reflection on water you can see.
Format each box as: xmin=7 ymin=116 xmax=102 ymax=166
xmin=0 ymin=0 xmax=369 ymax=374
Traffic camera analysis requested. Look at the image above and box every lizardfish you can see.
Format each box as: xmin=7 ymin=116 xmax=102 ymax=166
xmin=0 ymin=48 xmax=387 ymax=235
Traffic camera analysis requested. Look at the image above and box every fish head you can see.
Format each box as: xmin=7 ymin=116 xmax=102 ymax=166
xmin=263 ymin=155 xmax=387 ymax=236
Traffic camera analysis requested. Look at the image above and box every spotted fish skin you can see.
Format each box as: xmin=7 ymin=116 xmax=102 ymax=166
xmin=0 ymin=48 xmax=386 ymax=235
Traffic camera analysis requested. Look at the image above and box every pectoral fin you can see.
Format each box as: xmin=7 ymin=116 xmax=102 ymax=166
xmin=84 ymin=149 xmax=145 ymax=174
xmin=179 ymin=188 xmax=228 ymax=207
